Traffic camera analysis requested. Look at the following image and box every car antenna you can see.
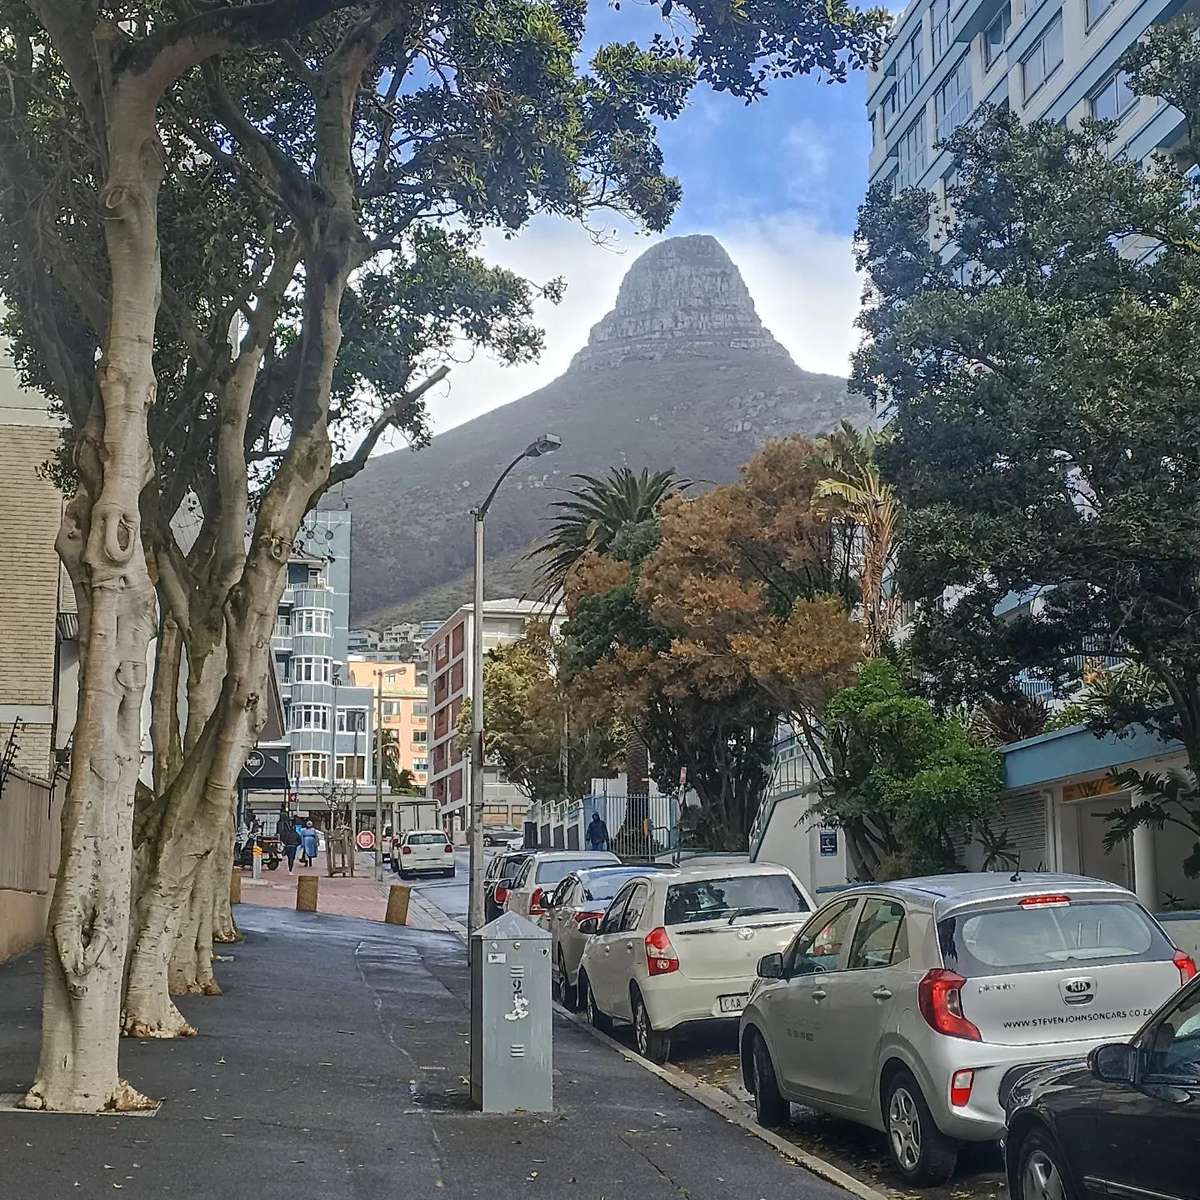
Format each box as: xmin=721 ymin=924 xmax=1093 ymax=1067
xmin=1010 ymin=851 xmax=1022 ymax=884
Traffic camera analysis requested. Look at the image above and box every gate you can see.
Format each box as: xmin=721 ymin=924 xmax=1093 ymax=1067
xmin=582 ymin=793 xmax=682 ymax=861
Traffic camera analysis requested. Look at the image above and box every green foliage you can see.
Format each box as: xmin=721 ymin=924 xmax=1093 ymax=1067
xmin=815 ymin=660 xmax=1003 ymax=878
xmin=1104 ymin=767 xmax=1200 ymax=878
xmin=853 ymin=25 xmax=1200 ymax=777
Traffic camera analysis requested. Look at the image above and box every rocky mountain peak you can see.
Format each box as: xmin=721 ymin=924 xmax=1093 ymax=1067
xmin=569 ymin=234 xmax=790 ymax=373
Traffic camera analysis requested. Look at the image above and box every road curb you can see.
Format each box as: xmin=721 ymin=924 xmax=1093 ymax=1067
xmin=419 ymin=892 xmax=889 ymax=1200
xmin=406 ymin=890 xmax=468 ymax=938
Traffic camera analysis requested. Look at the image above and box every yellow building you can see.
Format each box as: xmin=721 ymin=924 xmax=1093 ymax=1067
xmin=346 ymin=659 xmax=429 ymax=791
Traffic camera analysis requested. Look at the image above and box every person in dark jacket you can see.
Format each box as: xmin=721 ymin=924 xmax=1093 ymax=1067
xmin=586 ymin=812 xmax=610 ymax=852
xmin=277 ymin=807 xmax=301 ymax=871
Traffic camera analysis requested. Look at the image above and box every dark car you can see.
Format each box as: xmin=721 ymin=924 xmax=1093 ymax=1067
xmin=484 ymin=850 xmax=531 ymax=922
xmin=1004 ymin=970 xmax=1200 ymax=1200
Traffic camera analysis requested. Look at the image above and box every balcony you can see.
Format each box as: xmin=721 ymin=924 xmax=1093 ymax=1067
xmin=937 ymin=87 xmax=973 ymax=143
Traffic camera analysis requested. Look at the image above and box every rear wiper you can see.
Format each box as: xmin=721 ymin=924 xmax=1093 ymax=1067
xmin=728 ymin=906 xmax=779 ymax=924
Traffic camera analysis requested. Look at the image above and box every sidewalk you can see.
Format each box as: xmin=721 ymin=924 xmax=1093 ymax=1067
xmin=0 ymin=905 xmax=850 ymax=1200
xmin=237 ymin=850 xmax=450 ymax=931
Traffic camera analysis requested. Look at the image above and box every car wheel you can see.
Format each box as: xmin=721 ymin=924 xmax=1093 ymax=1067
xmin=557 ymin=951 xmax=578 ymax=1011
xmin=632 ymin=988 xmax=671 ymax=1064
xmin=749 ymin=1032 xmax=789 ymax=1128
xmin=444 ymin=868 xmax=455 ymax=878
xmin=398 ymin=869 xmax=410 ymax=880
xmin=581 ymin=973 xmax=612 ymax=1034
xmin=883 ymin=1069 xmax=957 ymax=1186
xmin=1015 ymin=1129 xmax=1075 ymax=1200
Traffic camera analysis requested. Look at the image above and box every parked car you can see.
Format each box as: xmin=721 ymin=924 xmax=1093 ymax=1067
xmin=1004 ymin=970 xmax=1200 ymax=1200
xmin=395 ymin=829 xmax=455 ymax=879
xmin=740 ymin=873 xmax=1196 ymax=1188
xmin=484 ymin=851 xmax=531 ymax=922
xmin=382 ymin=824 xmax=394 ymax=865
xmin=483 ymin=827 xmax=521 ymax=848
xmin=577 ymin=862 xmax=814 ymax=1064
xmin=504 ymin=851 xmax=621 ymax=924
xmin=546 ymin=865 xmax=669 ymax=1010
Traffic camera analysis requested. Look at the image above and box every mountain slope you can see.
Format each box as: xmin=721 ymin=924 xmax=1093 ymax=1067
xmin=341 ymin=234 xmax=864 ymax=625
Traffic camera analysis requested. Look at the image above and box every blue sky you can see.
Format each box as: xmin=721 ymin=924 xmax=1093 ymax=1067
xmin=416 ymin=4 xmax=875 ymax=437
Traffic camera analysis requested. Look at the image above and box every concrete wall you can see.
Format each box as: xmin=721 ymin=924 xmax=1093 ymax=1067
xmin=0 ymin=769 xmax=61 ymax=962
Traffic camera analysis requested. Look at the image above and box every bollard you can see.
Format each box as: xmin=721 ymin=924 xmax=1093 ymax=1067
xmin=252 ymin=843 xmax=262 ymax=880
xmin=230 ymin=868 xmax=242 ymax=905
xmin=385 ymin=884 xmax=411 ymax=926
xmin=296 ymin=874 xmax=319 ymax=913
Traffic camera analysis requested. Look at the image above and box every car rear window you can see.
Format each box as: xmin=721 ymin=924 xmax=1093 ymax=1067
xmin=406 ymin=833 xmax=448 ymax=845
xmin=665 ymin=874 xmax=808 ymax=926
xmin=583 ymin=870 xmax=650 ymax=902
xmin=939 ymin=899 xmax=1174 ymax=977
xmin=536 ymin=858 xmax=615 ymax=886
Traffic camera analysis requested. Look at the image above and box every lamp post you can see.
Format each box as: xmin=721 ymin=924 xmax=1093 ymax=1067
xmin=468 ymin=433 xmax=562 ymax=936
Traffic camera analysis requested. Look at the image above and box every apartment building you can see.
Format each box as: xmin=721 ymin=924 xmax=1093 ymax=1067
xmin=346 ymin=658 xmax=430 ymax=791
xmin=867 ymin=0 xmax=1187 ymax=208
xmin=424 ymin=599 xmax=558 ymax=835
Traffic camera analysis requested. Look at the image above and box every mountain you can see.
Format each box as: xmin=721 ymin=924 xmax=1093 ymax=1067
xmin=341 ymin=234 xmax=864 ymax=625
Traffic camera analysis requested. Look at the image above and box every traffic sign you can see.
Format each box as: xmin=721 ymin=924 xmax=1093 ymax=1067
xmin=356 ymin=830 xmax=375 ymax=850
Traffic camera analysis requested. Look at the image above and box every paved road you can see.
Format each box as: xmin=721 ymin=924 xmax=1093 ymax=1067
xmin=400 ymin=846 xmax=472 ymax=924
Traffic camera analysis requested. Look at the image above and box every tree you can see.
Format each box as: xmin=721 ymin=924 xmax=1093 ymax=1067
xmin=812 ymin=422 xmax=902 ymax=657
xmin=531 ymin=468 xmax=688 ymax=600
xmin=380 ymin=734 xmax=419 ymax=795
xmin=457 ymin=622 xmax=621 ymax=805
xmin=814 ymin=660 xmax=1003 ymax=879
xmin=3 ymin=0 xmax=885 ymax=1110
xmin=853 ymin=21 xmax=1200 ymax=874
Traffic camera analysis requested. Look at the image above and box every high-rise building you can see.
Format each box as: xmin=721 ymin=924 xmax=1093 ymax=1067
xmin=867 ymin=0 xmax=1182 ymax=213
xmin=424 ymin=600 xmax=559 ymax=835
xmin=346 ymin=659 xmax=429 ymax=791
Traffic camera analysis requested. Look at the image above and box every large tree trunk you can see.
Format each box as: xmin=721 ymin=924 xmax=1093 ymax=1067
xmin=212 ymin=806 xmax=242 ymax=944
xmin=24 ymin=82 xmax=163 ymax=1108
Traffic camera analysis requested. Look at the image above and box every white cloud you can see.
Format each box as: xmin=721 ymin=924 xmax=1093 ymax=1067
xmin=411 ymin=212 xmax=862 ymax=440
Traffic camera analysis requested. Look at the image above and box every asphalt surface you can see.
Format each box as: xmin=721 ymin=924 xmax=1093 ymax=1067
xmin=0 ymin=903 xmax=851 ymax=1200
xmin=400 ymin=846 xmax=472 ymax=924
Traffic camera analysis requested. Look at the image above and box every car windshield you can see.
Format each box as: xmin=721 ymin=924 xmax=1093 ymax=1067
xmin=407 ymin=833 xmax=447 ymax=845
xmin=939 ymin=899 xmax=1174 ymax=977
xmin=664 ymin=874 xmax=808 ymax=926
xmin=536 ymin=858 xmax=616 ymax=886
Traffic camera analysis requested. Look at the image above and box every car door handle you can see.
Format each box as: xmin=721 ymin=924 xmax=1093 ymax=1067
xmin=872 ymin=986 xmax=893 ymax=1001
xmin=811 ymin=988 xmax=827 ymax=1001
xmin=625 ymin=941 xmax=635 ymax=952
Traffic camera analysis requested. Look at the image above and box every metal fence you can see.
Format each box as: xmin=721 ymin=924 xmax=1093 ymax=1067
xmin=583 ymin=793 xmax=683 ymax=861
xmin=0 ymin=769 xmax=56 ymax=894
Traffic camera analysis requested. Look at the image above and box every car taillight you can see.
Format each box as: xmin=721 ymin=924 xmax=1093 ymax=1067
xmin=950 ymin=1068 xmax=974 ymax=1108
xmin=918 ymin=969 xmax=981 ymax=1041
xmin=1019 ymin=894 xmax=1071 ymax=908
xmin=443 ymin=843 xmax=453 ymax=853
xmin=573 ymin=910 xmax=605 ymax=926
xmin=1175 ymin=950 xmax=1197 ymax=985
xmin=494 ymin=886 xmax=509 ymax=905
xmin=530 ymin=888 xmax=546 ymax=915
xmin=401 ymin=845 xmax=412 ymax=855
xmin=644 ymin=926 xmax=679 ymax=976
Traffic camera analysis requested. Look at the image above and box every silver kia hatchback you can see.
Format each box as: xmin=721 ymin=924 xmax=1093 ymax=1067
xmin=739 ymin=873 xmax=1195 ymax=1187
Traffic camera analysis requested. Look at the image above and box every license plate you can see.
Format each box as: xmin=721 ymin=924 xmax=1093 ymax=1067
xmin=719 ymin=994 xmax=748 ymax=1014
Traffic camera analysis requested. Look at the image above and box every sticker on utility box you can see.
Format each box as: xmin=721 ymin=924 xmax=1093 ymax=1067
xmin=487 ymin=952 xmax=507 ymax=964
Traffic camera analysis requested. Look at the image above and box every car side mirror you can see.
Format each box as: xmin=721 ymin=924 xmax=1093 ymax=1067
xmin=1090 ymin=1043 xmax=1136 ymax=1084
xmin=757 ymin=952 xmax=785 ymax=980
xmin=578 ymin=917 xmax=600 ymax=935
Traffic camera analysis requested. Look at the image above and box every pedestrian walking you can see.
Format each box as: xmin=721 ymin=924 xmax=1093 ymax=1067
xmin=301 ymin=820 xmax=319 ymax=868
xmin=277 ymin=807 xmax=301 ymax=872
xmin=586 ymin=811 xmax=610 ymax=852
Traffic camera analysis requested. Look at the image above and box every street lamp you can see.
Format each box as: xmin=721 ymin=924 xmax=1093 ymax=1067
xmin=468 ymin=433 xmax=562 ymax=935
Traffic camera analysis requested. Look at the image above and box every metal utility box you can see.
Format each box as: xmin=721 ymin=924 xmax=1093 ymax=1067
xmin=469 ymin=912 xmax=552 ymax=1113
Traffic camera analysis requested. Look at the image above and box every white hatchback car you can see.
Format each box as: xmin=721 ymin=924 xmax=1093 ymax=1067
xmin=739 ymin=873 xmax=1196 ymax=1186
xmin=396 ymin=829 xmax=455 ymax=878
xmin=504 ymin=850 xmax=620 ymax=924
xmin=577 ymin=863 xmax=814 ymax=1063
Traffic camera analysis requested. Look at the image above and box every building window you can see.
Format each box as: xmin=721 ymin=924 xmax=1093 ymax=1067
xmin=337 ymin=708 xmax=368 ymax=734
xmin=983 ymin=2 xmax=1010 ymax=69
xmin=931 ymin=0 xmax=951 ymax=60
xmin=936 ymin=55 xmax=973 ymax=142
xmin=897 ymin=114 xmax=928 ymax=190
xmin=289 ymin=752 xmax=328 ymax=781
xmin=1021 ymin=15 xmax=1063 ymax=101
xmin=1090 ymin=70 xmax=1135 ymax=122
xmin=382 ymin=701 xmax=402 ymax=718
xmin=293 ymin=656 xmax=332 ymax=684
xmin=412 ymin=702 xmax=427 ymax=716
xmin=1086 ymin=0 xmax=1114 ymax=27
xmin=306 ymin=567 xmax=326 ymax=588
xmin=412 ymin=730 xmax=428 ymax=744
xmin=897 ymin=29 xmax=923 ymax=108
xmin=290 ymin=704 xmax=329 ymax=732
xmin=336 ymin=754 xmax=367 ymax=781
xmin=274 ymin=616 xmax=292 ymax=638
xmin=413 ymin=760 xmax=429 ymax=773
xmin=294 ymin=608 xmax=331 ymax=637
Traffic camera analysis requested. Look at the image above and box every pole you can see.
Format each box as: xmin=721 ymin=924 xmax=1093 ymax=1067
xmin=375 ymin=671 xmax=384 ymax=881
xmin=468 ymin=509 xmax=486 ymax=936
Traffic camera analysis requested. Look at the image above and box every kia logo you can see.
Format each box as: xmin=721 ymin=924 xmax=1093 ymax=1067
xmin=1065 ymin=980 xmax=1090 ymax=994
xmin=1061 ymin=976 xmax=1096 ymax=1005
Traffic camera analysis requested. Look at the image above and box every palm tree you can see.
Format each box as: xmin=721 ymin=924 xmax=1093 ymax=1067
xmin=812 ymin=422 xmax=902 ymax=657
xmin=529 ymin=467 xmax=686 ymax=601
